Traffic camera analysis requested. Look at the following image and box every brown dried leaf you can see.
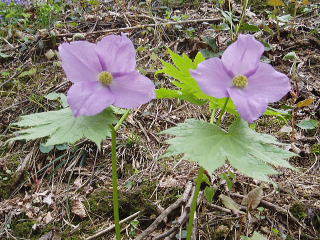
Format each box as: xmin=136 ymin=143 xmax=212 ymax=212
xmin=267 ymin=0 xmax=285 ymax=6
xmin=44 ymin=212 xmax=54 ymax=224
xmin=242 ymin=187 xmax=263 ymax=210
xmin=296 ymin=98 xmax=314 ymax=108
xmin=72 ymin=198 xmax=87 ymax=218
xmin=159 ymin=176 xmax=179 ymax=188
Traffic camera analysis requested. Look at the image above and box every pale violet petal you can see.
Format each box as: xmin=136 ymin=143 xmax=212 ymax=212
xmin=96 ymin=34 xmax=136 ymax=73
xmin=109 ymin=71 xmax=155 ymax=109
xmin=227 ymin=87 xmax=268 ymax=122
xmin=67 ymin=81 xmax=114 ymax=117
xmin=246 ymin=62 xmax=291 ymax=102
xmin=59 ymin=41 xmax=102 ymax=83
xmin=222 ymin=34 xmax=264 ymax=76
xmin=190 ymin=58 xmax=231 ymax=98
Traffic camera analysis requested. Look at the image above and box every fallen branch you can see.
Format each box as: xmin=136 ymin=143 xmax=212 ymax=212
xmin=55 ymin=18 xmax=221 ymax=37
xmin=229 ymin=192 xmax=306 ymax=229
xmin=154 ymin=188 xmax=197 ymax=240
xmin=135 ymin=181 xmax=193 ymax=240
xmin=85 ymin=211 xmax=140 ymax=240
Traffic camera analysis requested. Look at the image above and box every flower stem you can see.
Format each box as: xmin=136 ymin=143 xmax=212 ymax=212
xmin=186 ymin=167 xmax=204 ymax=240
xmin=235 ymin=0 xmax=249 ymax=37
xmin=110 ymin=109 xmax=131 ymax=240
xmin=209 ymin=108 xmax=216 ymax=124
xmin=216 ymin=97 xmax=230 ymax=126
xmin=114 ymin=109 xmax=131 ymax=131
xmin=111 ymin=125 xmax=121 ymax=240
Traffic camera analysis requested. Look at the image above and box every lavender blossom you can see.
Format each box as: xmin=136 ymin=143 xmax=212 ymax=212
xmin=59 ymin=34 xmax=155 ymax=117
xmin=191 ymin=34 xmax=291 ymax=122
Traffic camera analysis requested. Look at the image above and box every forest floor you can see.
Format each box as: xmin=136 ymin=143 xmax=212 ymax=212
xmin=0 ymin=0 xmax=319 ymax=239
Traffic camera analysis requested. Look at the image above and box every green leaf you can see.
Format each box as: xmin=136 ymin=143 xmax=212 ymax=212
xmin=0 ymin=52 xmax=10 ymax=58
xmin=18 ymin=68 xmax=37 ymax=78
xmin=9 ymin=107 xmax=117 ymax=147
xmin=283 ymin=51 xmax=299 ymax=61
xmin=240 ymin=23 xmax=260 ymax=32
xmin=209 ymin=97 xmax=238 ymax=115
xmin=219 ymin=194 xmax=244 ymax=214
xmin=45 ymin=92 xmax=69 ymax=108
xmin=39 ymin=144 xmax=54 ymax=153
xmin=277 ymin=14 xmax=293 ymax=23
xmin=156 ymin=88 xmax=206 ymax=105
xmin=297 ymin=119 xmax=319 ymax=130
xmin=161 ymin=118 xmax=296 ymax=182
xmin=204 ymin=186 xmax=216 ymax=203
xmin=156 ymin=50 xmax=210 ymax=105
xmin=264 ymin=107 xmax=291 ymax=122
xmin=56 ymin=143 xmax=69 ymax=151
xmin=211 ymin=23 xmax=230 ymax=31
xmin=220 ymin=172 xmax=235 ymax=190
xmin=241 ymin=232 xmax=268 ymax=240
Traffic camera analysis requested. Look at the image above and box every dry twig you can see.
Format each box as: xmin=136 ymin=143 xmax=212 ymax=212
xmin=135 ymin=181 xmax=193 ymax=240
xmin=85 ymin=211 xmax=141 ymax=240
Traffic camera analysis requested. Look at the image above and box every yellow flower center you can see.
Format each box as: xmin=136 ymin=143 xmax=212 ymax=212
xmin=98 ymin=71 xmax=113 ymax=85
xmin=232 ymin=75 xmax=248 ymax=88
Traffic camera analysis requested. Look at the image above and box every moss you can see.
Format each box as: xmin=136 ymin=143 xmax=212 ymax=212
xmin=10 ymin=215 xmax=61 ymax=239
xmin=311 ymin=144 xmax=320 ymax=154
xmin=290 ymin=202 xmax=308 ymax=220
xmin=85 ymin=181 xmax=159 ymax=219
xmin=0 ymin=153 xmax=30 ymax=199
xmin=85 ymin=189 xmax=113 ymax=216
xmin=11 ymin=219 xmax=38 ymax=238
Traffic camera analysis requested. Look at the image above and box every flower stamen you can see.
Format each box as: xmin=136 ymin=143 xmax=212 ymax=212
xmin=98 ymin=71 xmax=113 ymax=85
xmin=232 ymin=75 xmax=248 ymax=88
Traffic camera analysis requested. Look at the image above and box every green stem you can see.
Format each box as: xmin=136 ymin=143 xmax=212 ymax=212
xmin=209 ymin=108 xmax=216 ymax=124
xmin=110 ymin=109 xmax=131 ymax=240
xmin=111 ymin=126 xmax=121 ymax=240
xmin=114 ymin=109 xmax=131 ymax=131
xmin=216 ymin=97 xmax=230 ymax=126
xmin=235 ymin=0 xmax=249 ymax=37
xmin=186 ymin=167 xmax=205 ymax=240
xmin=274 ymin=7 xmax=280 ymax=41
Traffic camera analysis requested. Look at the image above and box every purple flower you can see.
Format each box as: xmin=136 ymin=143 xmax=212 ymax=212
xmin=59 ymin=34 xmax=155 ymax=117
xmin=191 ymin=34 xmax=291 ymax=122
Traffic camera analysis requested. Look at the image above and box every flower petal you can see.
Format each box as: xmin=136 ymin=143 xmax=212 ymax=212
xmin=227 ymin=88 xmax=268 ymax=122
xmin=190 ymin=58 xmax=231 ymax=98
xmin=246 ymin=63 xmax=291 ymax=102
xmin=59 ymin=41 xmax=102 ymax=83
xmin=221 ymin=34 xmax=264 ymax=76
xmin=109 ymin=71 xmax=155 ymax=109
xmin=96 ymin=34 xmax=136 ymax=73
xmin=67 ymin=81 xmax=114 ymax=117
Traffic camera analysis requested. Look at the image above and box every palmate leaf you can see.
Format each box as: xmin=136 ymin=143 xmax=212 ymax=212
xmin=161 ymin=118 xmax=296 ymax=182
xmin=10 ymin=107 xmax=118 ymax=147
xmin=156 ymin=49 xmax=208 ymax=104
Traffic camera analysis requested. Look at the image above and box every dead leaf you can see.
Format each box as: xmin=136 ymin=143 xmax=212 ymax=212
xmin=43 ymin=193 xmax=54 ymax=206
xmin=219 ymin=194 xmax=244 ymax=215
xmin=159 ymin=176 xmax=179 ymax=188
xmin=267 ymin=0 xmax=285 ymax=6
xmin=44 ymin=212 xmax=54 ymax=224
xmin=73 ymin=177 xmax=83 ymax=188
xmin=296 ymin=98 xmax=314 ymax=108
xmin=39 ymin=231 xmax=53 ymax=240
xmin=241 ymin=187 xmax=263 ymax=210
xmin=72 ymin=198 xmax=87 ymax=218
xmin=45 ymin=49 xmax=55 ymax=60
